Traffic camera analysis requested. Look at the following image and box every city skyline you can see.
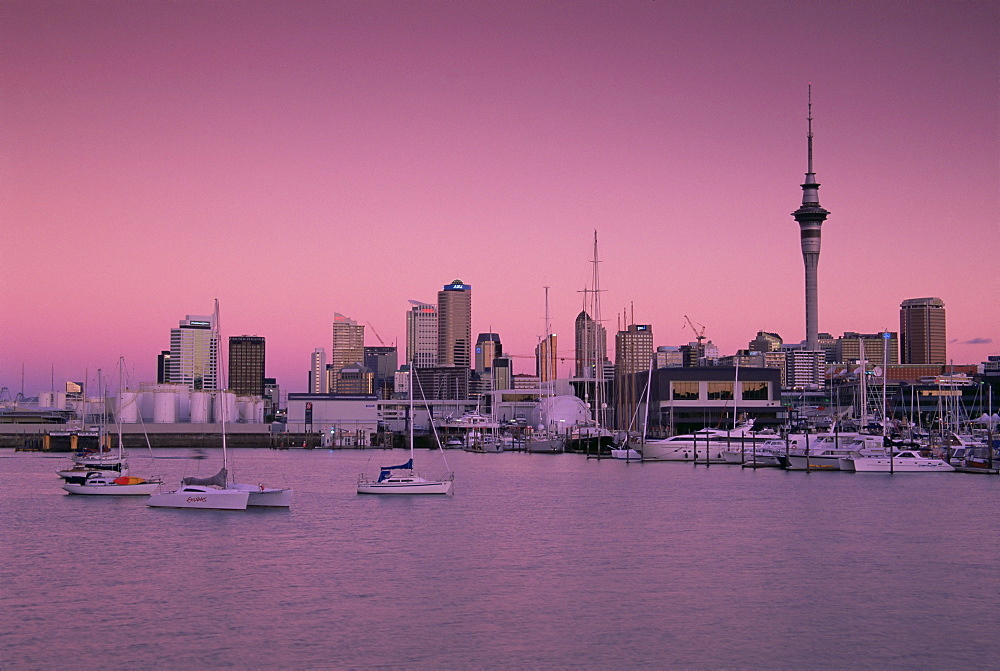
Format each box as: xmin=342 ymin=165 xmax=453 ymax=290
xmin=3 ymin=1 xmax=997 ymax=398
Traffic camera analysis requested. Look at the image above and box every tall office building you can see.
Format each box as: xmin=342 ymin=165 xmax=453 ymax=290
xmin=228 ymin=336 xmax=265 ymax=396
xmin=791 ymin=86 xmax=830 ymax=352
xmin=615 ymin=324 xmax=653 ymax=377
xmin=836 ymin=332 xmax=899 ymax=366
xmin=331 ymin=313 xmax=365 ymax=392
xmin=475 ymin=333 xmax=502 ymax=373
xmin=437 ymin=279 xmax=472 ymax=370
xmin=535 ymin=334 xmax=558 ymax=383
xmin=157 ymin=350 xmax=171 ymax=383
xmin=364 ymin=346 xmax=398 ymax=399
xmin=574 ymin=311 xmax=607 ymax=377
xmin=406 ymin=300 xmax=438 ymax=368
xmin=749 ymin=331 xmax=783 ymax=353
xmin=900 ymin=297 xmax=946 ymax=364
xmin=168 ymin=313 xmax=218 ymax=390
xmin=309 ymin=348 xmax=328 ymax=393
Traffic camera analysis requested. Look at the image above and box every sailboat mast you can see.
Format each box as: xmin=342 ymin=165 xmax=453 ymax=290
xmin=409 ymin=362 xmax=415 ymax=464
xmin=591 ymin=230 xmax=605 ymax=429
xmin=214 ymin=298 xmax=228 ymax=475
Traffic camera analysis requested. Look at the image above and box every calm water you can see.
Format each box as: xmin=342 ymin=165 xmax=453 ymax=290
xmin=2 ymin=447 xmax=997 ymax=669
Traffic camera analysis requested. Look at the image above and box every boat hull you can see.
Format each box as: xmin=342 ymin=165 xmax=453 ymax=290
xmin=62 ymin=482 xmax=159 ymax=495
xmin=147 ymin=486 xmax=250 ymax=509
xmin=783 ymin=455 xmax=844 ymax=471
xmin=228 ymin=482 xmax=293 ymax=507
xmin=357 ymin=477 xmax=454 ymax=495
xmin=848 ymin=457 xmax=954 ymax=472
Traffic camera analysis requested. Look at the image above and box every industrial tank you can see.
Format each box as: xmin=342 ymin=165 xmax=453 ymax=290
xmin=152 ymin=389 xmax=178 ymax=423
xmin=190 ymin=391 xmax=212 ymax=423
xmin=117 ymin=391 xmax=141 ymax=423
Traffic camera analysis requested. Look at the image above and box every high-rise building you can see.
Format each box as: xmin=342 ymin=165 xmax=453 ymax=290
xmin=749 ymin=331 xmax=783 ymax=353
xmin=168 ymin=313 xmax=218 ymax=390
xmin=535 ymin=334 xmax=557 ymax=382
xmin=406 ymin=300 xmax=438 ymax=368
xmin=228 ymin=336 xmax=265 ymax=396
xmin=309 ymin=348 xmax=328 ymax=394
xmin=615 ymin=324 xmax=653 ymax=378
xmin=786 ymin=349 xmax=824 ymax=389
xmin=900 ymin=297 xmax=946 ymax=364
xmin=437 ymin=280 xmax=472 ymax=372
xmin=615 ymin=324 xmax=653 ymax=429
xmin=791 ymin=86 xmax=830 ymax=353
xmin=364 ymin=346 xmax=398 ymax=399
xmin=493 ymin=356 xmax=513 ymax=391
xmin=331 ymin=313 xmax=365 ymax=392
xmin=835 ymin=332 xmax=899 ymax=366
xmin=574 ymin=311 xmax=607 ymax=377
xmin=655 ymin=346 xmax=684 ymax=368
xmin=475 ymin=333 xmax=502 ymax=373
xmin=157 ymin=350 xmax=171 ymax=383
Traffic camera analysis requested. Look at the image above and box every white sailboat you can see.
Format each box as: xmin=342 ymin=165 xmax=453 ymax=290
xmin=62 ymin=359 xmax=163 ymax=495
xmin=148 ymin=300 xmax=289 ymax=509
xmin=357 ymin=364 xmax=454 ymax=495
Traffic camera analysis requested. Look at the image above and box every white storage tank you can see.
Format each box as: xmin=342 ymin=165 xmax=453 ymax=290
xmin=248 ymin=398 xmax=265 ymax=423
xmin=38 ymin=391 xmax=54 ymax=408
xmin=152 ymin=390 xmax=178 ymax=423
xmin=117 ymin=391 xmax=141 ymax=423
xmin=215 ymin=391 xmax=238 ymax=424
xmin=190 ymin=391 xmax=212 ymax=423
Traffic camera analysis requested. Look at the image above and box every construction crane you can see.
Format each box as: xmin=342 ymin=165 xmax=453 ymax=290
xmin=366 ymin=322 xmax=390 ymax=347
xmin=683 ymin=315 xmax=706 ymax=348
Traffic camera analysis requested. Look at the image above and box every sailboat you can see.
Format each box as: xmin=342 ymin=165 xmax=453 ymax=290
xmin=63 ymin=358 xmax=162 ymax=496
xmin=357 ymin=364 xmax=454 ymax=494
xmin=148 ymin=300 xmax=289 ymax=509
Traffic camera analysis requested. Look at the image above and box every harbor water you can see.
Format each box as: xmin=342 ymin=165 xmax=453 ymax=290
xmin=2 ymin=448 xmax=997 ymax=669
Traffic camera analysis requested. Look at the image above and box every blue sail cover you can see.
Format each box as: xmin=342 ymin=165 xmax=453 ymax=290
xmin=377 ymin=459 xmax=413 ymax=482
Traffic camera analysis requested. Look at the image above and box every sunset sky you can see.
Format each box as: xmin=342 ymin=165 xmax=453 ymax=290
xmin=2 ymin=1 xmax=997 ymax=398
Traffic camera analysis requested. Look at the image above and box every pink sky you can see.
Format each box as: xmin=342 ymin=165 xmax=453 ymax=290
xmin=2 ymin=1 xmax=997 ymax=398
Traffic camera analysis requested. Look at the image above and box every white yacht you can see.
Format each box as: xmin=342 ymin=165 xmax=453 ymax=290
xmin=782 ymin=434 xmax=886 ymax=471
xmin=641 ymin=421 xmax=771 ymax=462
xmin=842 ymin=450 xmax=955 ymax=472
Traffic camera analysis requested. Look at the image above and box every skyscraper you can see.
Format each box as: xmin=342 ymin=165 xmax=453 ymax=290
xmin=791 ymin=86 xmax=830 ymax=352
xmin=309 ymin=348 xmax=327 ymax=393
xmin=364 ymin=346 xmax=398 ymax=399
xmin=157 ymin=350 xmax=171 ymax=384
xmin=475 ymin=333 xmax=502 ymax=373
xmin=168 ymin=313 xmax=218 ymax=390
xmin=615 ymin=324 xmax=653 ymax=378
xmin=406 ymin=300 xmax=438 ymax=368
xmin=331 ymin=313 xmax=365 ymax=393
xmin=900 ymin=297 xmax=946 ymax=364
xmin=535 ymin=334 xmax=557 ymax=382
xmin=574 ymin=311 xmax=607 ymax=377
xmin=437 ymin=279 xmax=472 ymax=370
xmin=228 ymin=336 xmax=265 ymax=396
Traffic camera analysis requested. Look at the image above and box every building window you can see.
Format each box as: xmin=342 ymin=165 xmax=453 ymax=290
xmin=741 ymin=381 xmax=768 ymax=400
xmin=707 ymin=382 xmax=733 ymax=400
xmin=672 ymin=382 xmax=699 ymax=400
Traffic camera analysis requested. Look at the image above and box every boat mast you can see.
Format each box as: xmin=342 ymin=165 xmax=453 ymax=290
xmin=591 ymin=230 xmax=605 ymax=429
xmin=409 ymin=360 xmax=415 ymax=466
xmin=215 ymin=298 xmax=229 ymax=476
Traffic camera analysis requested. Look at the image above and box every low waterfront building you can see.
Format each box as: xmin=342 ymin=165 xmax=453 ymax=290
xmin=648 ymin=366 xmax=784 ymax=434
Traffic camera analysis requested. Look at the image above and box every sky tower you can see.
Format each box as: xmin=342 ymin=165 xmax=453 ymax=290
xmin=792 ymin=85 xmax=830 ymax=352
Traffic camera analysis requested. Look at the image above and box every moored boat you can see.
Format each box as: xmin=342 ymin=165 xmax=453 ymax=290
xmin=842 ymin=450 xmax=955 ymax=472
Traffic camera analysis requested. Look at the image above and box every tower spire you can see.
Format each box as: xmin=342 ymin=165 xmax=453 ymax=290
xmin=807 ymin=83 xmax=814 ymax=176
xmin=792 ymin=84 xmax=830 ymax=353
